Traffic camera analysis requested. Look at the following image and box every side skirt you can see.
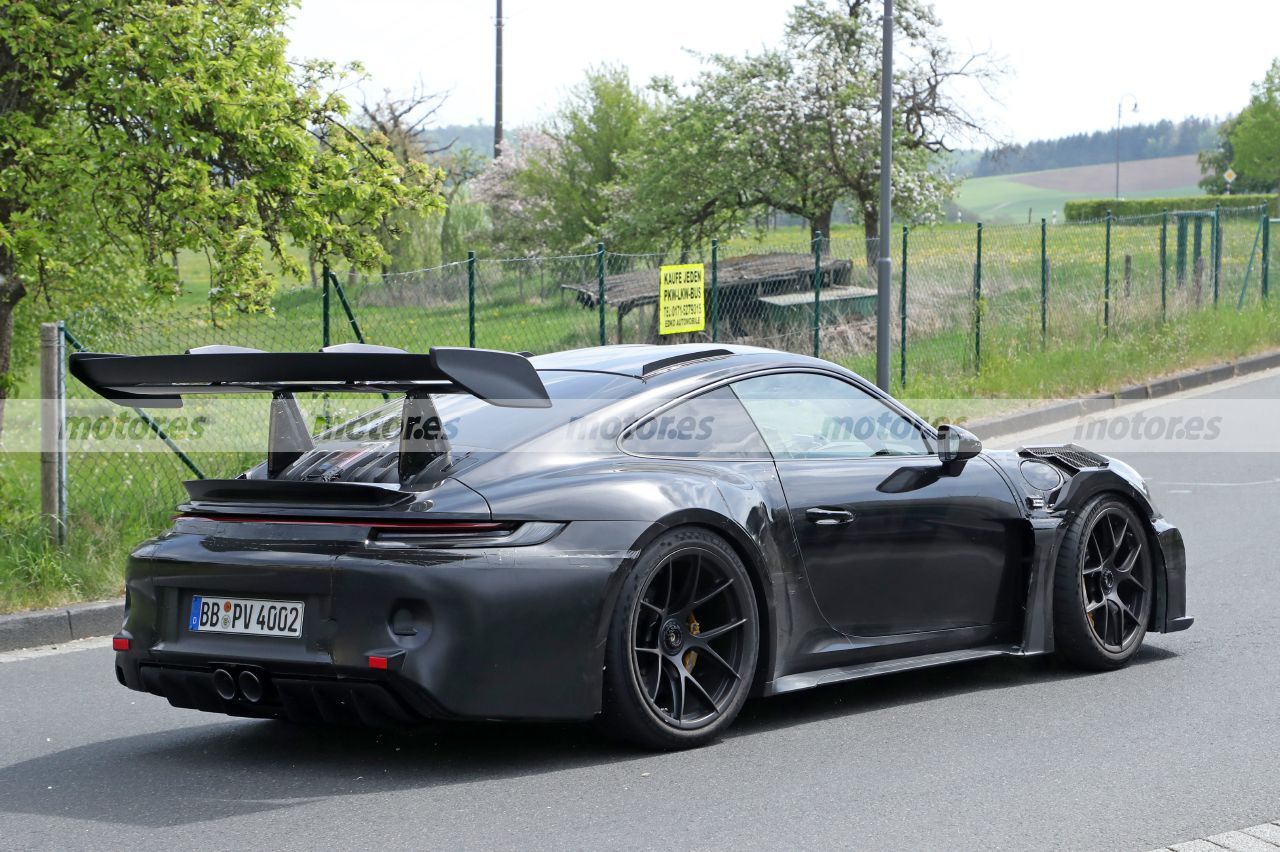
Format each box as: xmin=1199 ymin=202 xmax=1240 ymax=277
xmin=763 ymin=644 xmax=1026 ymax=696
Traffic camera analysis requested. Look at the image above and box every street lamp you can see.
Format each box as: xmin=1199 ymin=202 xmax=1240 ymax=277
xmin=1114 ymin=94 xmax=1138 ymax=199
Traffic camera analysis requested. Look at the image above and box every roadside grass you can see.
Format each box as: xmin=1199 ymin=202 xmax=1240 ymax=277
xmin=0 ymin=454 xmax=134 ymax=613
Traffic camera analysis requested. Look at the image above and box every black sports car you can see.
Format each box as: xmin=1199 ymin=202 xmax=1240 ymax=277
xmin=72 ymin=343 xmax=1192 ymax=749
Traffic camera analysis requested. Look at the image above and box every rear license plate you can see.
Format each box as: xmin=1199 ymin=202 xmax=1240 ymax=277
xmin=189 ymin=596 xmax=304 ymax=638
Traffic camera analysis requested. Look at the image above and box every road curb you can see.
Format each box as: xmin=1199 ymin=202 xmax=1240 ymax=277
xmin=0 ymin=599 xmax=123 ymax=653
xmin=967 ymin=349 xmax=1280 ymax=440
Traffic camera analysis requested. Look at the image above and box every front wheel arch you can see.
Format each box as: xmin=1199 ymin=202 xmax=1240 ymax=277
xmin=1058 ymin=489 xmax=1168 ymax=634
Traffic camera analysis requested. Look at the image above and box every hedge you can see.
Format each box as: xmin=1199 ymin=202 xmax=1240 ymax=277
xmin=1064 ymin=194 xmax=1278 ymax=222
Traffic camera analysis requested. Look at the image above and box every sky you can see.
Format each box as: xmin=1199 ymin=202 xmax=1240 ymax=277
xmin=287 ymin=1 xmax=1276 ymax=148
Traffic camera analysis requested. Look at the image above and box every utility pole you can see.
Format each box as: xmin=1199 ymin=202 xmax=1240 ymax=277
xmin=875 ymin=0 xmax=893 ymax=390
xmin=494 ymin=0 xmax=504 ymax=157
xmin=1115 ymin=94 xmax=1137 ymax=199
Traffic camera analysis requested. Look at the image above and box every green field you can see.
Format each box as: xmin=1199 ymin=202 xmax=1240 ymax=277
xmin=957 ymin=154 xmax=1206 ymax=223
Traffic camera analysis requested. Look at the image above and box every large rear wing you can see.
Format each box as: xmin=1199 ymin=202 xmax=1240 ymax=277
xmin=69 ymin=344 xmax=551 ymax=484
xmin=68 ymin=344 xmax=550 ymax=408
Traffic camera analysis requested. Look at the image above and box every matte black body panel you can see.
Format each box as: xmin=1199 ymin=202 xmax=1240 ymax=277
xmin=102 ymin=344 xmax=1192 ymax=723
xmin=772 ymin=455 xmax=1024 ymax=638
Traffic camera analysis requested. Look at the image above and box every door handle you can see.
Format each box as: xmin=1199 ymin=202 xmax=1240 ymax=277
xmin=806 ymin=507 xmax=855 ymax=526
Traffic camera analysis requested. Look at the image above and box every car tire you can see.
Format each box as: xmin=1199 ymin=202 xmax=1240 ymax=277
xmin=1052 ymin=494 xmax=1154 ymax=670
xmin=600 ymin=527 xmax=759 ymax=750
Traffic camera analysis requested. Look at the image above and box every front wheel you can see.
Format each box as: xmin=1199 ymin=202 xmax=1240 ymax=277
xmin=600 ymin=528 xmax=759 ymax=750
xmin=1053 ymin=495 xmax=1153 ymax=670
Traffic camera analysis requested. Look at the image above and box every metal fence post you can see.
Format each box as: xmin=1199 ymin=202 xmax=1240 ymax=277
xmin=321 ymin=260 xmax=331 ymax=349
xmin=1040 ymin=218 xmax=1048 ymax=348
xmin=899 ymin=226 xmax=908 ymax=388
xmin=1263 ymin=214 xmax=1271 ymax=301
xmin=55 ymin=321 xmax=68 ymax=544
xmin=467 ymin=250 xmax=477 ymax=348
xmin=1160 ymin=210 xmax=1169 ymax=322
xmin=596 ymin=242 xmax=606 ymax=347
xmin=974 ymin=222 xmax=983 ymax=375
xmin=710 ymin=239 xmax=719 ymax=342
xmin=329 ymin=272 xmax=370 ymax=344
xmin=1104 ymin=210 xmax=1112 ymax=336
xmin=1176 ymin=214 xmax=1188 ymax=286
xmin=1212 ymin=203 xmax=1221 ymax=306
xmin=812 ymin=231 xmax=823 ymax=358
xmin=40 ymin=323 xmax=67 ymax=548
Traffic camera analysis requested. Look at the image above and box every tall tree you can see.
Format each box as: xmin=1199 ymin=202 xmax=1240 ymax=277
xmin=473 ymin=66 xmax=650 ymax=254
xmin=620 ymin=0 xmax=994 ymax=252
xmin=0 ymin=0 xmax=443 ymax=432
xmin=1201 ymin=59 xmax=1280 ymax=194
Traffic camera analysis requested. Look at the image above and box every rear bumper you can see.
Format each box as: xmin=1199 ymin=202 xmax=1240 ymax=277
xmin=1153 ymin=518 xmax=1193 ymax=634
xmin=115 ymin=519 xmax=646 ymax=722
xmin=129 ymin=662 xmax=434 ymax=725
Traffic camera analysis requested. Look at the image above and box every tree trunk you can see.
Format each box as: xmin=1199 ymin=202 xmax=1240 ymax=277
xmin=809 ymin=209 xmax=833 ymax=250
xmin=0 ymin=271 xmax=29 ymax=439
xmin=862 ymin=203 xmax=880 ymax=270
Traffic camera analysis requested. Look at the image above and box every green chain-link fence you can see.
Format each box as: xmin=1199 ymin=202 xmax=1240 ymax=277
xmin=57 ymin=204 xmax=1273 ymax=543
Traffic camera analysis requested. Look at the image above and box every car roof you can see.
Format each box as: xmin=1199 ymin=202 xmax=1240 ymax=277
xmin=530 ymin=343 xmax=786 ymax=379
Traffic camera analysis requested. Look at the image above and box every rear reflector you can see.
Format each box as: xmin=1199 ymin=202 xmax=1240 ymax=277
xmin=368 ymin=655 xmax=389 ymax=670
xmin=112 ymin=637 xmax=130 ymax=652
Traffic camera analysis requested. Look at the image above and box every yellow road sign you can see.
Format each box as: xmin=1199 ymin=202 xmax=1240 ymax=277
xmin=658 ymin=263 xmax=706 ymax=335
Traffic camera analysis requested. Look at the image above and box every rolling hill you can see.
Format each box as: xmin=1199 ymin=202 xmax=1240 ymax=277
xmin=956 ymin=154 xmax=1205 ymax=223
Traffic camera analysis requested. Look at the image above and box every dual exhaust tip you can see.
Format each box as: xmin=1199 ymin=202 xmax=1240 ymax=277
xmin=213 ymin=668 xmax=265 ymax=703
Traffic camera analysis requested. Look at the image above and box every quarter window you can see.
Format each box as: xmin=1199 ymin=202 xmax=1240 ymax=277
xmin=621 ymin=386 xmax=770 ymax=458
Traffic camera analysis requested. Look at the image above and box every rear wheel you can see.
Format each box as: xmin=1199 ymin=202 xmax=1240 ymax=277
xmin=600 ymin=528 xmax=759 ymax=750
xmin=1053 ymin=495 xmax=1153 ymax=669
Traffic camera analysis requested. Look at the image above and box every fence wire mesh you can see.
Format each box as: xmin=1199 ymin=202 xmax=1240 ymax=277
xmin=57 ymin=204 xmax=1273 ymax=543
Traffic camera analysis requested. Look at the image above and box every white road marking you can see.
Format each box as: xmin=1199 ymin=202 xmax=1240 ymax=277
xmin=1156 ymin=478 xmax=1280 ymax=488
xmin=0 ymin=636 xmax=107 ymax=664
xmin=1152 ymin=818 xmax=1280 ymax=850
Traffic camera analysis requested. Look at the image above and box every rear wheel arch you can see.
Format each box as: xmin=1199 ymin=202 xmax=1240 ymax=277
xmin=618 ymin=512 xmax=776 ymax=696
xmin=599 ymin=524 xmax=763 ymax=748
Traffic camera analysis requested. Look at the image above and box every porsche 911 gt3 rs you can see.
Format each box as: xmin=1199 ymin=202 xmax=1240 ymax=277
xmin=72 ymin=343 xmax=1192 ymax=749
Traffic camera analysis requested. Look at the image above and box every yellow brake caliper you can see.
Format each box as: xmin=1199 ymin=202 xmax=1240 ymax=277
xmin=683 ymin=613 xmax=700 ymax=672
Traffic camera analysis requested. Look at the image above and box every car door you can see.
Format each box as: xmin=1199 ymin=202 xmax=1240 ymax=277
xmin=730 ymin=371 xmax=1024 ymax=639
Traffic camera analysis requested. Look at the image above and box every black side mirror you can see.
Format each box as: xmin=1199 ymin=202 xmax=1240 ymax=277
xmin=937 ymin=424 xmax=982 ymax=468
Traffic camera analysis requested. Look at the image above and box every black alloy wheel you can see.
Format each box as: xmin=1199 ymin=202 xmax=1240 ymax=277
xmin=1080 ymin=505 xmax=1150 ymax=652
xmin=1054 ymin=495 xmax=1153 ymax=669
xmin=601 ymin=528 xmax=759 ymax=749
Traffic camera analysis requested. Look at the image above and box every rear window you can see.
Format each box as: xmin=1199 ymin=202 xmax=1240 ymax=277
xmin=316 ymin=370 xmax=637 ymax=454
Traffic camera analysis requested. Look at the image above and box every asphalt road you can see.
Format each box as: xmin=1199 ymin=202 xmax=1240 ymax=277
xmin=3 ymin=370 xmax=1279 ymax=851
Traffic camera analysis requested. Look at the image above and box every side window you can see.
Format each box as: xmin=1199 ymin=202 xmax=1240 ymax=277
xmin=731 ymin=372 xmax=931 ymax=459
xmin=621 ymin=386 xmax=770 ymax=458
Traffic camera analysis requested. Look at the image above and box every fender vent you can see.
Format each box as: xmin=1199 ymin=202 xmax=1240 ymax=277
xmin=1019 ymin=445 xmax=1109 ymax=471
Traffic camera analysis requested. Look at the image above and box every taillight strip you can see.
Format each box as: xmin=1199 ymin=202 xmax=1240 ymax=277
xmin=176 ymin=514 xmax=510 ymax=532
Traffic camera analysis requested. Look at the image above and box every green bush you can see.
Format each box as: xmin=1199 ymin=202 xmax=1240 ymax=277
xmin=1064 ymin=194 xmax=1278 ymax=222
